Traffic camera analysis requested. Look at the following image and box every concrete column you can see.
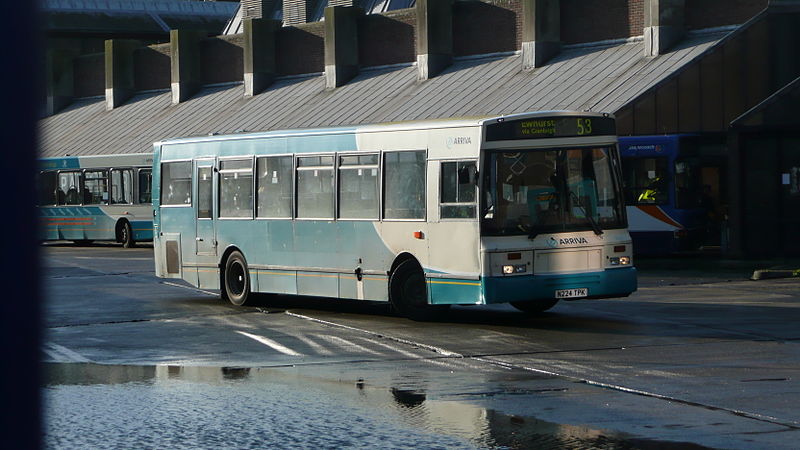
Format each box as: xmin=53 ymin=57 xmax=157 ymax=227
xmin=243 ymin=18 xmax=280 ymax=97
xmin=521 ymin=0 xmax=560 ymax=70
xmin=324 ymin=6 xmax=363 ymax=89
xmin=105 ymin=39 xmax=140 ymax=110
xmin=45 ymin=49 xmax=76 ymax=116
xmin=170 ymin=29 xmax=205 ymax=104
xmin=726 ymin=130 xmax=744 ymax=257
xmin=416 ymin=0 xmax=452 ymax=80
xmin=643 ymin=0 xmax=685 ymax=57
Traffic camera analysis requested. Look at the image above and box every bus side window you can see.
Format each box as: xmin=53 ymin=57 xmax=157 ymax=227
xmin=440 ymin=160 xmax=477 ymax=219
xmin=256 ymin=156 xmax=292 ymax=218
xmin=338 ymin=154 xmax=379 ymax=219
xmin=138 ymin=168 xmax=152 ymax=204
xmin=219 ymin=159 xmax=254 ymax=218
xmin=59 ymin=171 xmax=82 ymax=205
xmin=296 ymin=156 xmax=334 ymax=219
xmin=83 ymin=170 xmax=109 ymax=205
xmin=161 ymin=162 xmax=192 ymax=206
xmin=384 ymin=151 xmax=426 ymax=220
xmin=110 ymin=169 xmax=133 ymax=204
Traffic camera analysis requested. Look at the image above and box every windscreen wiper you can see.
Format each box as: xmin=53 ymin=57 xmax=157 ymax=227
xmin=569 ymin=191 xmax=603 ymax=236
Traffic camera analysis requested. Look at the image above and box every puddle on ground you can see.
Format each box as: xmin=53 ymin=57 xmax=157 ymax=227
xmin=43 ymin=363 xmax=710 ymax=449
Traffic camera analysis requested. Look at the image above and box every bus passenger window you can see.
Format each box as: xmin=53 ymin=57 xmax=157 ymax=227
xmin=38 ymin=171 xmax=57 ymax=206
xmin=440 ymin=161 xmax=477 ymax=219
xmin=256 ymin=156 xmax=292 ymax=218
xmin=296 ymin=156 xmax=334 ymax=219
xmin=110 ymin=169 xmax=133 ymax=204
xmin=58 ymin=171 xmax=83 ymax=205
xmin=339 ymin=154 xmax=379 ymax=219
xmin=219 ymin=159 xmax=254 ymax=218
xmin=83 ymin=170 xmax=108 ymax=204
xmin=161 ymin=162 xmax=192 ymax=206
xmin=138 ymin=169 xmax=152 ymax=204
xmin=384 ymin=151 xmax=425 ymax=220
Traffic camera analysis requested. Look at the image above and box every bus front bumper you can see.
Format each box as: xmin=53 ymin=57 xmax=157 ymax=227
xmin=481 ymin=266 xmax=638 ymax=305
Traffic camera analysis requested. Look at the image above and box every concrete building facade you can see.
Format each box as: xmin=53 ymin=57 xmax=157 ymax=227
xmin=38 ymin=0 xmax=800 ymax=257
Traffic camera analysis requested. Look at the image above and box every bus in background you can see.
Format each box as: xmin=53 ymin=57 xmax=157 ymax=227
xmin=619 ymin=134 xmax=727 ymax=255
xmin=152 ymin=112 xmax=636 ymax=320
xmin=38 ymin=153 xmax=154 ymax=247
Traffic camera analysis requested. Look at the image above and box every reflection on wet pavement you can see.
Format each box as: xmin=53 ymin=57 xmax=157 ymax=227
xmin=43 ymin=363 xmax=708 ymax=449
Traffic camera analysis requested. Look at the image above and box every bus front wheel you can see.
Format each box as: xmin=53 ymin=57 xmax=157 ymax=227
xmin=389 ymin=260 xmax=448 ymax=321
xmin=510 ymin=299 xmax=559 ymax=314
xmin=224 ymin=251 xmax=251 ymax=306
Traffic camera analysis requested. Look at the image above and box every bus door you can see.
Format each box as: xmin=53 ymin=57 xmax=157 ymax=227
xmin=195 ymin=159 xmax=217 ymax=258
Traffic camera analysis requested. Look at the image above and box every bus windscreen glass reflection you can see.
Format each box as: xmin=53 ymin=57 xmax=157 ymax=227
xmin=482 ymin=147 xmax=625 ymax=236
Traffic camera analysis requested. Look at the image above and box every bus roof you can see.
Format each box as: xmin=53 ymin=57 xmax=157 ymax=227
xmin=154 ymin=111 xmax=613 ymax=147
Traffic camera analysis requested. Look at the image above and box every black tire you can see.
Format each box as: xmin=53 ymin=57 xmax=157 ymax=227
xmin=224 ymin=250 xmax=251 ymax=306
xmin=389 ymin=260 xmax=448 ymax=321
xmin=119 ymin=221 xmax=135 ymax=248
xmin=510 ymin=298 xmax=559 ymax=314
xmin=72 ymin=240 xmax=93 ymax=246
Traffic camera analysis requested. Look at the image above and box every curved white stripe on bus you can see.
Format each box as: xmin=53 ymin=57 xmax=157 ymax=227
xmin=626 ymin=206 xmax=680 ymax=232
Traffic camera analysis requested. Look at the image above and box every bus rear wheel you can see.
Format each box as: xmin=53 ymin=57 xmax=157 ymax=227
xmin=224 ymin=251 xmax=251 ymax=306
xmin=118 ymin=221 xmax=135 ymax=248
xmin=510 ymin=299 xmax=559 ymax=314
xmin=389 ymin=260 xmax=448 ymax=321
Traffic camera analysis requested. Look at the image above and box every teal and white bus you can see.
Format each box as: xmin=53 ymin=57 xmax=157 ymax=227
xmin=38 ymin=153 xmax=154 ymax=247
xmin=153 ymin=112 xmax=636 ymax=319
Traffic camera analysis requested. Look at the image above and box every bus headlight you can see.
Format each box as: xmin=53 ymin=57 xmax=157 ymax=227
xmin=503 ymin=264 xmax=527 ymax=274
xmin=609 ymin=256 xmax=631 ymax=266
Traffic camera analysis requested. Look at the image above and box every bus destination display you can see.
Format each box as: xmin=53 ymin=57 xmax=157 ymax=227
xmin=485 ymin=116 xmax=616 ymax=141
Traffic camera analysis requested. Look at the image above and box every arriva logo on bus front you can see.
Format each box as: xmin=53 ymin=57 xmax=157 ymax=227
xmin=548 ymin=237 xmax=590 ymax=248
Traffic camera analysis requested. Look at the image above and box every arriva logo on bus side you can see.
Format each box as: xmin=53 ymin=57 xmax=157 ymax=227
xmin=548 ymin=237 xmax=589 ymax=248
xmin=446 ymin=136 xmax=472 ymax=148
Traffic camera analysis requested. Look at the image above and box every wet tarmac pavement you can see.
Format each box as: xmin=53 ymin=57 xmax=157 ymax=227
xmin=40 ymin=243 xmax=800 ymax=449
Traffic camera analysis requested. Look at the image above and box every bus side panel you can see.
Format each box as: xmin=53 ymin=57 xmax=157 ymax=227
xmin=257 ymin=220 xmax=297 ymax=295
xmin=297 ymin=271 xmax=338 ymax=297
xmin=131 ymin=220 xmax=154 ymax=241
xmin=425 ymin=221 xmax=481 ymax=302
xmin=158 ymin=209 xmax=197 ymax=285
xmin=257 ymin=269 xmax=297 ymax=295
xmin=427 ymin=279 xmax=482 ymax=305
xmin=339 ymin=273 xmax=389 ymax=301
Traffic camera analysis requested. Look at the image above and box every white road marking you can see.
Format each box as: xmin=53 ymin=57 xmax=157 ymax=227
xmin=235 ymin=331 xmax=302 ymax=356
xmin=353 ymin=336 xmax=422 ymax=359
xmin=44 ymin=343 xmax=91 ymax=363
xmin=285 ymin=311 xmax=463 ymax=357
xmin=319 ymin=335 xmax=383 ymax=356
xmin=290 ymin=334 xmax=334 ymax=355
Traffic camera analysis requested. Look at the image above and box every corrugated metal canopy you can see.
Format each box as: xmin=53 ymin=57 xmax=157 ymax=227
xmin=38 ymin=29 xmax=726 ymax=157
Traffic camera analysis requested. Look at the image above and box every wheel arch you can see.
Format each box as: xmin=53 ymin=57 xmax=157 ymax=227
xmin=389 ymin=252 xmax=423 ymax=278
